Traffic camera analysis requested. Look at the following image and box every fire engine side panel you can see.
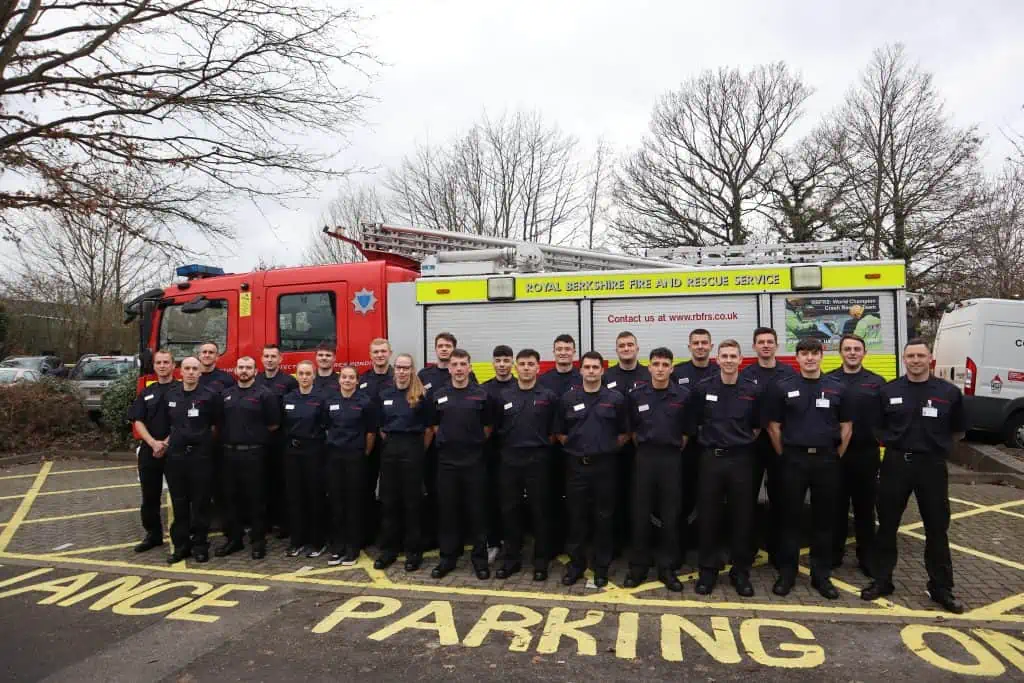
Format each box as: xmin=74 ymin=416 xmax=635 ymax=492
xmin=423 ymin=301 xmax=580 ymax=381
xmin=386 ymin=282 xmax=422 ymax=369
xmin=592 ymin=295 xmax=760 ymax=362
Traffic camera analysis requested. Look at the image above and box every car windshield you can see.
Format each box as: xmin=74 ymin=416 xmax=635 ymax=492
xmin=72 ymin=359 xmax=135 ymax=380
xmin=0 ymin=368 xmax=23 ymax=383
xmin=0 ymin=357 xmax=40 ymax=370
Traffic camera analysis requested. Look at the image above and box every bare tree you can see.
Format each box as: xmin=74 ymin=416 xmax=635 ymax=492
xmin=304 ymin=182 xmax=387 ymax=264
xmin=614 ymin=63 xmax=811 ymax=249
xmin=582 ymin=138 xmax=614 ymax=249
xmin=0 ymin=1 xmax=376 ymax=245
xmin=829 ymin=44 xmax=982 ymax=288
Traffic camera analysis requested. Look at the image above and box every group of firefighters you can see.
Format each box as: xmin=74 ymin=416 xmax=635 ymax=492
xmin=129 ymin=325 xmax=967 ymax=613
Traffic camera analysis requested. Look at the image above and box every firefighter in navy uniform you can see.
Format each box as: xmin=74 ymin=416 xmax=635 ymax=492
xmin=825 ymin=333 xmax=885 ymax=576
xmin=670 ymin=328 xmax=718 ymax=563
xmin=255 ymin=344 xmax=299 ymax=540
xmin=279 ymin=360 xmax=328 ymax=559
xmin=538 ymin=334 xmax=582 ymax=397
xmin=481 ymin=345 xmax=516 ymax=563
xmin=861 ymin=339 xmax=967 ymax=614
xmin=765 ymin=338 xmax=853 ymax=599
xmin=358 ymin=338 xmax=394 ymax=547
xmin=430 ymin=349 xmax=494 ymax=580
xmin=691 ymin=340 xmax=760 ymax=597
xmin=324 ymin=365 xmax=377 ymax=566
xmin=375 ymin=354 xmax=433 ymax=572
xmin=739 ymin=327 xmax=797 ymax=564
xmin=128 ymin=348 xmax=178 ymax=554
xmin=215 ymin=356 xmax=281 ymax=560
xmin=539 ymin=333 xmax=582 ymax=555
xmin=493 ymin=348 xmax=558 ymax=581
xmin=555 ymin=351 xmax=630 ymax=587
xmin=418 ymin=331 xmax=479 ymax=395
xmin=313 ymin=342 xmax=340 ymax=394
xmin=624 ymin=347 xmax=691 ymax=592
xmin=197 ymin=342 xmax=234 ymax=392
xmin=160 ymin=356 xmax=223 ymax=564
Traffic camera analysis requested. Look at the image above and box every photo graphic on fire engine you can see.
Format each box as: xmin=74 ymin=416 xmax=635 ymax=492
xmin=783 ymin=295 xmax=882 ymax=352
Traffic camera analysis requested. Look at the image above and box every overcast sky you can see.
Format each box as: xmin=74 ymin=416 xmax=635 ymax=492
xmin=217 ymin=0 xmax=1024 ymax=273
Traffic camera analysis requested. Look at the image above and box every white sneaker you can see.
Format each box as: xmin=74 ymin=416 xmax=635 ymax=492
xmin=306 ymin=545 xmax=327 ymax=558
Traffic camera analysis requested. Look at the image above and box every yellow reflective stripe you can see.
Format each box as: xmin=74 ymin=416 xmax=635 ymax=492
xmin=416 ymin=279 xmax=489 ymax=303
xmin=821 ymin=354 xmax=898 ymax=381
xmin=822 ymin=263 xmax=905 ymax=289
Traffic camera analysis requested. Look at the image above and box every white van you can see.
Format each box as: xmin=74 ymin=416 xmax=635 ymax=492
xmin=933 ymin=298 xmax=1024 ymax=448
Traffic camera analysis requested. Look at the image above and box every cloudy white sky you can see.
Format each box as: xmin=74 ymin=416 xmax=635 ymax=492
xmin=221 ymin=0 xmax=1024 ymax=273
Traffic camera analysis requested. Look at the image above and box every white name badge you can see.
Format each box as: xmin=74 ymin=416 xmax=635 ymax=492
xmin=504 ymin=402 xmax=513 ymax=410
xmin=143 ymin=394 xmax=154 ymax=401
xmin=890 ymin=397 xmax=903 ymax=405
xmin=423 ymin=382 xmax=432 ymax=391
xmin=383 ymin=399 xmax=394 ymax=406
xmin=187 ymin=408 xmax=199 ymax=418
xmin=638 ymin=404 xmax=650 ymax=412
xmin=437 ymin=396 xmax=448 ymax=404
xmin=359 ymin=382 xmax=368 ymax=389
xmin=679 ymin=377 xmax=690 ymax=384
xmin=787 ymin=390 xmax=800 ymax=398
xmin=815 ymin=398 xmax=831 ymax=408
xmin=329 ymin=404 xmax=340 ymax=411
xmin=573 ymin=403 xmax=585 ymax=412
xmin=607 ymin=381 xmax=617 ymax=389
xmin=285 ymin=404 xmax=295 ymax=410
xmin=922 ymin=406 xmax=938 ymax=418
xmin=225 ymin=395 xmax=232 ymax=401
xmin=168 ymin=401 xmax=177 ymax=408
xmin=706 ymin=394 xmax=718 ymax=402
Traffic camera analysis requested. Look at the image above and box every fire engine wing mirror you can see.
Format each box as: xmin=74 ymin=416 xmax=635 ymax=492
xmin=181 ymin=295 xmax=211 ymax=314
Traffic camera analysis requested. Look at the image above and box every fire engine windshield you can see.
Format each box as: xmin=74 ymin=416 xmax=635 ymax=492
xmin=158 ymin=299 xmax=228 ymax=360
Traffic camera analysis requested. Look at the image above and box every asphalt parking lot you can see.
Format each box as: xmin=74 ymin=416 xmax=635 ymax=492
xmin=1 ymin=458 xmax=1022 ymax=681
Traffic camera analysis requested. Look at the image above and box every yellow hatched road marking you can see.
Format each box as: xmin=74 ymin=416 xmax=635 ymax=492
xmin=899 ymin=529 xmax=1024 ymax=572
xmin=964 ymin=592 xmax=1024 ymax=618
xmin=899 ymin=499 xmax=1024 ymax=532
xmin=21 ymin=504 xmax=168 ymax=525
xmin=0 ymin=462 xmax=52 ymax=553
xmin=0 ymin=464 xmax=135 ymax=482
xmin=0 ymin=482 xmax=140 ymax=500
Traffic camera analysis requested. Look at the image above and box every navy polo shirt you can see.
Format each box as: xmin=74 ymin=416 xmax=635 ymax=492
xmin=198 ymin=368 xmax=234 ymax=393
xmin=128 ymin=380 xmax=178 ymax=441
xmin=162 ymin=384 xmax=222 ymax=450
xmin=220 ymin=383 xmax=280 ymax=446
xmin=671 ymin=360 xmax=717 ymax=388
xmin=628 ymin=382 xmax=692 ymax=448
xmin=280 ymin=388 xmax=326 ymax=441
xmin=324 ymin=391 xmax=376 ymax=452
xmin=603 ymin=363 xmax=650 ymax=394
xmin=255 ymin=371 xmax=299 ymax=400
xmin=358 ymin=366 xmax=394 ymax=400
xmin=432 ymin=384 xmax=493 ymax=465
xmin=555 ymin=385 xmax=629 ymax=458
xmin=378 ymin=386 xmax=432 ymax=434
xmin=690 ymin=374 xmax=762 ymax=450
xmin=739 ymin=361 xmax=797 ymax=388
xmin=418 ymin=365 xmax=479 ymax=397
xmin=826 ymin=366 xmax=885 ymax=448
xmin=877 ymin=376 xmax=965 ymax=457
xmin=495 ymin=383 xmax=558 ymax=454
xmin=314 ymin=372 xmax=339 ymax=394
xmin=764 ymin=374 xmax=852 ymax=450
xmin=538 ymin=367 xmax=581 ymax=399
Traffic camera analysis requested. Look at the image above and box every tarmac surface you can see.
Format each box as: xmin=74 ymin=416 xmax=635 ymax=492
xmin=1 ymin=457 xmax=1023 ymax=681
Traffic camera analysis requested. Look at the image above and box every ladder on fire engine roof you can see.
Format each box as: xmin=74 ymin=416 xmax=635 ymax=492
xmin=323 ymin=223 xmax=860 ymax=276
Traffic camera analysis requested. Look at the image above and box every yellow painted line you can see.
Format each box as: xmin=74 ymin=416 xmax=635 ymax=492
xmin=964 ymin=592 xmax=1024 ymax=619
xmin=899 ymin=529 xmax=1024 ymax=571
xmin=949 ymin=497 xmax=1024 ymax=520
xmin=0 ymin=464 xmax=135 ymax=482
xmin=0 ymin=493 xmax=25 ymax=501
xmin=39 ymin=483 xmax=139 ymax=497
xmin=795 ymin=565 xmax=902 ymax=611
xmin=899 ymin=499 xmax=1024 ymax=532
xmin=21 ymin=504 xmax=168 ymax=525
xmin=0 ymin=462 xmax=52 ymax=553
xmin=51 ymin=532 xmax=224 ymax=557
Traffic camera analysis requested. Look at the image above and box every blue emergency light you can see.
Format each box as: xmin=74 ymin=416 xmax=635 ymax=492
xmin=176 ymin=264 xmax=225 ymax=279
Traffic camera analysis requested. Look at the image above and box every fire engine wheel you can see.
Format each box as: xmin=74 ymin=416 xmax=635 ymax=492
xmin=1004 ymin=411 xmax=1024 ymax=449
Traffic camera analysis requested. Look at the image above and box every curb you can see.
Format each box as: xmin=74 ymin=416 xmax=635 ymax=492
xmin=951 ymin=442 xmax=1024 ymax=488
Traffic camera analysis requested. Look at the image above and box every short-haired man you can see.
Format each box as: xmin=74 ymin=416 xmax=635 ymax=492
xmin=128 ymin=349 xmax=178 ymax=554
xmin=691 ymin=340 xmax=761 ymax=597
xmin=624 ymin=347 xmax=692 ymax=591
xmin=419 ymin=332 xmax=478 ymax=395
xmin=538 ymin=334 xmax=582 ymax=397
xmin=359 ymin=337 xmax=395 ymax=546
xmin=197 ymin=341 xmax=234 ymax=392
xmin=159 ymin=356 xmax=223 ymax=564
xmin=826 ymin=334 xmax=885 ymax=576
xmin=481 ymin=344 xmax=516 ymax=562
xmin=765 ymin=338 xmax=853 ymax=599
xmin=493 ymin=348 xmax=559 ymax=581
xmin=255 ymin=343 xmax=299 ymax=540
xmin=671 ymin=328 xmax=719 ymax=559
xmin=861 ymin=339 xmax=967 ymax=614
xmin=603 ymin=331 xmax=651 ymax=393
xmin=740 ymin=327 xmax=797 ymax=564
xmin=216 ymin=356 xmax=281 ymax=560
xmin=554 ymin=351 xmax=630 ymax=587
xmin=430 ymin=348 xmax=494 ymax=580
xmin=314 ymin=342 xmax=339 ymax=393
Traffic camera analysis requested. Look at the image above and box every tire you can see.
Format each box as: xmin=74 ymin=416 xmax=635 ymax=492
xmin=1004 ymin=411 xmax=1024 ymax=450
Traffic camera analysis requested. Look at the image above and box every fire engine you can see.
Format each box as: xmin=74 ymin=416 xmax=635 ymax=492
xmin=125 ymin=224 xmax=909 ymax=385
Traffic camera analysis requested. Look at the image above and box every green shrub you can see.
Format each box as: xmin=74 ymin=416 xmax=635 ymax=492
xmin=101 ymin=371 xmax=139 ymax=447
xmin=0 ymin=380 xmax=96 ymax=452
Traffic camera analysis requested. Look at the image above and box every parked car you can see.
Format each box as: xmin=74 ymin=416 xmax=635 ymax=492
xmin=0 ymin=367 xmax=41 ymax=385
xmin=0 ymin=355 xmax=66 ymax=377
xmin=69 ymin=355 xmax=139 ymax=413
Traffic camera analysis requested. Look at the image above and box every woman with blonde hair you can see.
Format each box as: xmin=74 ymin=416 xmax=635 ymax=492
xmin=374 ymin=353 xmax=433 ymax=572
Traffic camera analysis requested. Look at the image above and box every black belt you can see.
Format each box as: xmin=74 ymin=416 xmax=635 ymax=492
xmin=224 ymin=443 xmax=263 ymax=451
xmin=784 ymin=445 xmax=835 ymax=456
xmin=704 ymin=446 xmax=751 ymax=457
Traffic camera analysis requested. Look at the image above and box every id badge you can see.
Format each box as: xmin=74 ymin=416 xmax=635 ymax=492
xmin=573 ymin=403 xmax=585 ymax=412
xmin=922 ymin=401 xmax=938 ymax=418
xmin=187 ymin=408 xmax=199 ymax=418
xmin=815 ymin=398 xmax=830 ymax=409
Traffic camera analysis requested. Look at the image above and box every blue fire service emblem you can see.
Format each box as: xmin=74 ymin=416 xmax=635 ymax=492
xmin=352 ymin=288 xmax=377 ymax=316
